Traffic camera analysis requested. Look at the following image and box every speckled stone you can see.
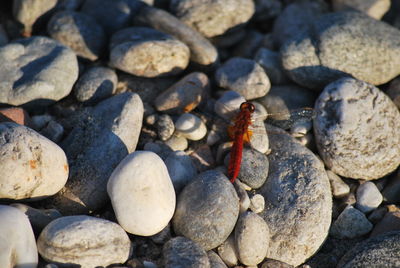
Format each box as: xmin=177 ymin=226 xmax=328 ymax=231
xmin=330 ymin=205 xmax=373 ymax=239
xmin=356 ymin=182 xmax=383 ymax=213
xmin=332 ymin=0 xmax=391 ymax=20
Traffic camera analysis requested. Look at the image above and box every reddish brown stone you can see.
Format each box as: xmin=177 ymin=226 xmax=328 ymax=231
xmin=0 ymin=107 xmax=33 ymax=127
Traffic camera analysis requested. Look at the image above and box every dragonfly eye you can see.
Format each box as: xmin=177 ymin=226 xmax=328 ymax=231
xmin=240 ymin=102 xmax=255 ymax=113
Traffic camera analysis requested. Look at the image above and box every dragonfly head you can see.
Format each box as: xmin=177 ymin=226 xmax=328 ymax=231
xmin=240 ymin=102 xmax=255 ymax=113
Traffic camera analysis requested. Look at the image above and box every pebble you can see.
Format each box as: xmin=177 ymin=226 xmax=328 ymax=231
xmin=156 ymin=114 xmax=175 ymax=141
xmin=261 ymin=259 xmax=294 ymax=268
xmin=0 ymin=107 xmax=33 ymax=127
xmin=234 ymin=182 xmax=251 ymax=213
xmin=281 ymin=11 xmax=400 ymax=89
xmin=134 ymin=5 xmax=218 ymax=66
xmin=175 ymin=113 xmax=207 ymax=141
xmin=367 ymin=206 xmax=388 ymax=224
xmin=55 ymin=0 xmax=83 ymax=11
xmin=164 ymin=135 xmax=188 ymax=151
xmin=154 ymin=72 xmax=209 ymax=114
xmin=73 ymin=66 xmax=118 ymax=104
xmin=217 ymin=234 xmax=238 ymax=267
xmin=249 ymin=194 xmax=265 ymax=213
xmin=314 ymin=78 xmax=400 ymax=180
xmin=254 ymin=48 xmax=288 ymax=85
xmin=355 ymin=182 xmax=383 ymax=213
xmin=163 ymin=236 xmax=210 ymax=268
xmin=13 ymin=0 xmax=58 ymax=36
xmin=337 ymin=231 xmax=400 ymax=267
xmin=214 ymin=90 xmax=247 ymax=121
xmin=49 ymin=92 xmax=143 ymax=214
xmin=0 ymin=205 xmax=38 ymax=268
xmin=233 ymin=30 xmax=264 ymax=58
xmin=248 ymin=118 xmax=270 ymax=154
xmin=37 ymin=215 xmax=131 ymax=268
xmin=215 ymin=57 xmax=270 ymax=100
xmin=40 ymin=120 xmax=64 ymax=142
xmin=370 ymin=211 xmax=400 ymax=237
xmin=234 ymin=212 xmax=270 ymax=265
xmin=164 ymin=150 xmax=198 ymax=192
xmin=170 ymin=0 xmax=255 ymax=38
xmin=0 ymin=122 xmax=68 ymax=200
xmin=387 ymin=76 xmax=400 ymax=108
xmin=253 ymin=0 xmax=282 ymax=22
xmin=143 ymin=141 xmax=173 ymax=160
xmin=31 ymin=114 xmax=54 ymax=130
xmin=189 ymin=144 xmax=216 ymax=172
xmin=256 ymin=125 xmax=332 ymax=266
xmin=173 ymin=170 xmax=240 ymax=250
xmin=150 ymin=224 xmax=172 ymax=244
xmin=107 ymin=151 xmax=176 ymax=236
xmin=0 ymin=36 xmax=78 ymax=107
xmin=326 ymin=170 xmax=350 ymax=198
xmin=47 ymin=11 xmax=106 ymax=61
xmin=382 ymin=171 xmax=400 ymax=203
xmin=289 ymin=120 xmax=312 ymax=138
xmin=207 ymin=250 xmax=228 ymax=268
xmin=332 ymin=0 xmax=391 ymax=20
xmin=109 ymin=27 xmax=190 ymax=77
xmin=330 ymin=205 xmax=373 ymax=239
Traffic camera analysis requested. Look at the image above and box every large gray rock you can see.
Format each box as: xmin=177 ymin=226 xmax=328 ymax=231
xmin=314 ymin=78 xmax=400 ymax=180
xmin=281 ymin=11 xmax=400 ymax=90
xmin=256 ymin=125 xmax=332 ymax=266
xmin=0 ymin=36 xmax=78 ymax=107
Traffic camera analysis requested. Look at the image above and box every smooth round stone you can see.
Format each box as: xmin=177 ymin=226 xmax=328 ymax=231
xmin=37 ymin=215 xmax=131 ymax=268
xmin=175 ymin=113 xmax=207 ymax=141
xmin=47 ymin=11 xmax=106 ymax=61
xmin=254 ymin=48 xmax=289 ymax=85
xmin=234 ymin=182 xmax=251 ymax=213
xmin=0 ymin=36 xmax=78 ymax=107
xmin=214 ymin=90 xmax=246 ymax=121
xmin=170 ymin=0 xmax=254 ymax=38
xmin=207 ymin=250 xmax=228 ymax=268
xmin=164 ymin=135 xmax=188 ymax=151
xmin=370 ymin=211 xmax=400 ymax=237
xmin=0 ymin=122 xmax=68 ymax=200
xmin=154 ymin=72 xmax=209 ymax=114
xmin=156 ymin=114 xmax=175 ymax=141
xmin=387 ymin=77 xmax=400 ymax=108
xmin=215 ymin=57 xmax=270 ymax=100
xmin=164 ymin=151 xmax=197 ymax=193
xmin=110 ymin=27 xmax=190 ymax=77
xmin=74 ymin=66 xmax=118 ymax=104
xmin=107 ymin=151 xmax=176 ymax=236
xmin=173 ymin=170 xmax=240 ymax=250
xmin=249 ymin=194 xmax=265 ymax=213
xmin=330 ymin=205 xmax=373 ymax=239
xmin=235 ymin=212 xmax=270 ymax=265
xmin=163 ymin=237 xmax=210 ymax=268
xmin=368 ymin=206 xmax=388 ymax=225
xmin=337 ymin=231 xmax=400 ymax=267
xmin=256 ymin=125 xmax=332 ymax=266
xmin=314 ymin=78 xmax=400 ymax=180
xmin=249 ymin=118 xmax=270 ymax=154
xmin=281 ymin=11 xmax=400 ymax=89
xmin=217 ymin=235 xmax=238 ymax=266
xmin=356 ymin=182 xmax=383 ymax=213
xmin=327 ymin=170 xmax=350 ymax=198
xmin=150 ymin=223 xmax=172 ymax=244
xmin=0 ymin=205 xmax=38 ymax=268
xmin=40 ymin=120 xmax=64 ymax=142
xmin=332 ymin=0 xmax=391 ymax=20
xmin=134 ymin=6 xmax=218 ymax=66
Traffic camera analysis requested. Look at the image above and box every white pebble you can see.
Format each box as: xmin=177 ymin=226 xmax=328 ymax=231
xmin=164 ymin=150 xmax=197 ymax=192
xmin=217 ymin=235 xmax=238 ymax=266
xmin=175 ymin=113 xmax=207 ymax=141
xmin=356 ymin=181 xmax=383 ymax=213
xmin=249 ymin=194 xmax=265 ymax=213
xmin=107 ymin=151 xmax=176 ymax=236
xmin=249 ymin=119 xmax=269 ymax=154
xmin=0 ymin=205 xmax=38 ymax=268
xmin=214 ymin=90 xmax=246 ymax=120
xmin=164 ymin=134 xmax=188 ymax=151
xmin=327 ymin=170 xmax=350 ymax=198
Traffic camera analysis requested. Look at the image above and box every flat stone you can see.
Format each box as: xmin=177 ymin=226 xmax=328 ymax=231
xmin=107 ymin=151 xmax=176 ymax=236
xmin=356 ymin=182 xmax=383 ymax=213
xmin=164 ymin=150 xmax=198 ymax=193
xmin=37 ymin=215 xmax=131 ymax=268
xmin=0 ymin=122 xmax=68 ymax=200
xmin=207 ymin=250 xmax=227 ymax=268
xmin=164 ymin=135 xmax=188 ymax=151
xmin=175 ymin=113 xmax=207 ymax=141
xmin=217 ymin=234 xmax=238 ymax=267
xmin=332 ymin=0 xmax=391 ymax=19
xmin=40 ymin=120 xmax=64 ymax=143
xmin=330 ymin=205 xmax=373 ymax=239
xmin=314 ymin=78 xmax=400 ymax=180
xmin=327 ymin=170 xmax=350 ymax=198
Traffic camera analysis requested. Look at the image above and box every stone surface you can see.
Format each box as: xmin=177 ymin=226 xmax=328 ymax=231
xmin=387 ymin=77 xmax=400 ymax=108
xmin=173 ymin=170 xmax=240 ymax=250
xmin=332 ymin=0 xmax=391 ymax=19
xmin=233 ymin=30 xmax=264 ymax=58
xmin=253 ymin=0 xmax=282 ymax=22
xmin=40 ymin=120 xmax=64 ymax=142
xmin=337 ymin=231 xmax=400 ymax=268
xmin=107 ymin=151 xmax=176 ymax=236
xmin=134 ymin=5 xmax=218 ymax=66
xmin=234 ymin=182 xmax=251 ymax=213
xmin=250 ymin=193 xmax=265 ymax=213
xmin=0 ymin=205 xmax=38 ymax=268
xmin=217 ymin=234 xmax=238 ymax=267
xmin=215 ymin=57 xmax=270 ymax=100
xmin=281 ymin=11 xmax=400 ymax=89
xmin=256 ymin=125 xmax=332 ymax=266
xmin=175 ymin=113 xmax=207 ymax=141
xmin=47 ymin=11 xmax=106 ymax=61
xmin=74 ymin=66 xmax=118 ymax=104
xmin=356 ymin=182 xmax=383 ymax=213
xmin=370 ymin=211 xmax=400 ymax=237
xmin=0 ymin=122 xmax=68 ymax=200
xmin=154 ymin=72 xmax=209 ymax=114
xmin=314 ymin=78 xmax=400 ymax=180
xmin=382 ymin=170 xmax=400 ymax=203
xmin=165 ymin=135 xmax=188 ymax=151
xmin=156 ymin=114 xmax=175 ymax=141
xmin=254 ymin=48 xmax=288 ymax=85
xmin=48 ymin=92 xmax=143 ymax=214
xmin=207 ymin=250 xmax=227 ymax=268
xmin=164 ymin=150 xmax=198 ymax=193
xmin=110 ymin=27 xmax=189 ymax=77
xmin=163 ymin=236 xmax=210 ymax=268
xmin=37 ymin=215 xmax=131 ymax=268
xmin=0 ymin=36 xmax=78 ymax=107
xmin=234 ymin=212 xmax=270 ymax=265
xmin=0 ymin=107 xmax=33 ymax=127
xmin=330 ymin=205 xmax=373 ymax=239
xmin=327 ymin=170 xmax=350 ymax=198
xmin=214 ymin=90 xmax=247 ymax=121
xmin=170 ymin=0 xmax=255 ymax=38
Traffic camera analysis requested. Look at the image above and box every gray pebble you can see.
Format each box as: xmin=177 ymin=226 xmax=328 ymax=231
xmin=337 ymin=231 xmax=400 ymax=268
xmin=314 ymin=78 xmax=400 ymax=180
xmin=249 ymin=194 xmax=265 ymax=213
xmin=233 ymin=30 xmax=264 ymax=58
xmin=0 ymin=36 xmax=78 ymax=107
xmin=164 ymin=150 xmax=198 ymax=193
xmin=256 ymin=125 xmax=332 ymax=266
xmin=217 ymin=234 xmax=238 ymax=266
xmin=327 ymin=170 xmax=350 ymax=198
xmin=40 ymin=120 xmax=64 ymax=143
xmin=254 ymin=48 xmax=288 ymax=85
xmin=31 ymin=114 xmax=54 ymax=130
xmin=173 ymin=170 xmax=239 ymax=250
xmin=150 ymin=224 xmax=172 ymax=244
xmin=356 ymin=182 xmax=383 ymax=213
xmin=55 ymin=0 xmax=83 ymax=11
xmin=261 ymin=259 xmax=294 ymax=268
xmin=134 ymin=5 xmax=218 ymax=66
xmin=143 ymin=141 xmax=173 ymax=160
xmin=207 ymin=250 xmax=227 ymax=268
xmin=170 ymin=0 xmax=255 ymax=38
xmin=330 ymin=205 xmax=373 ymax=239
xmin=332 ymin=0 xmax=390 ymax=20
xmin=47 ymin=11 xmax=106 ymax=61
xmin=382 ymin=171 xmax=400 ymax=203
xmin=234 ymin=182 xmax=251 ymax=213
xmin=74 ymin=66 xmax=118 ymax=104
xmin=370 ymin=210 xmax=400 ymax=237
xmin=215 ymin=57 xmax=270 ymax=100
xmin=164 ymin=135 xmax=188 ymax=151
xmin=163 ymin=236 xmax=210 ymax=268
xmin=281 ymin=11 xmax=400 ymax=89
xmin=157 ymin=114 xmax=175 ymax=141
xmin=253 ymin=0 xmax=282 ymax=22
xmin=367 ymin=206 xmax=388 ymax=224
xmin=214 ymin=90 xmax=246 ymax=121
xmin=211 ymin=28 xmax=246 ymax=49
xmin=110 ymin=27 xmax=189 ymax=77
